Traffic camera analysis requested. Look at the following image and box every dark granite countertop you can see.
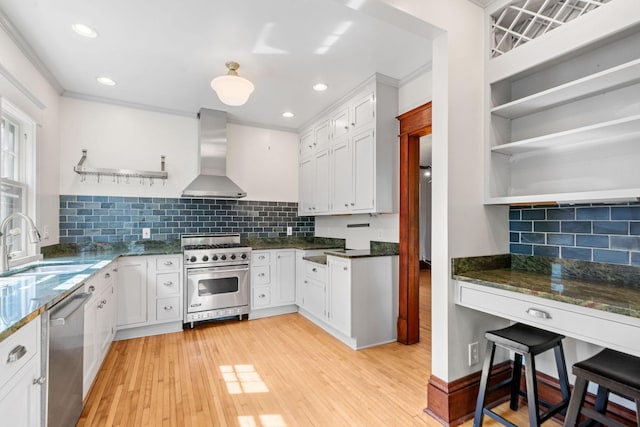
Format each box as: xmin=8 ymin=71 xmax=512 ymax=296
xmin=324 ymin=241 xmax=399 ymax=259
xmin=452 ymin=254 xmax=640 ymax=319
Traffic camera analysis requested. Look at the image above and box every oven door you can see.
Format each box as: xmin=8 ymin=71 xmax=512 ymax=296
xmin=186 ymin=265 xmax=249 ymax=314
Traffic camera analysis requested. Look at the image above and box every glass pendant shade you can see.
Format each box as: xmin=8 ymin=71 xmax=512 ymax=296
xmin=211 ymin=62 xmax=255 ymax=106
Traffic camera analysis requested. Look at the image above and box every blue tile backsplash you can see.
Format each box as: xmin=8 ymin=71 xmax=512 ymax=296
xmin=59 ymin=195 xmax=314 ymax=244
xmin=510 ymin=203 xmax=640 ymax=266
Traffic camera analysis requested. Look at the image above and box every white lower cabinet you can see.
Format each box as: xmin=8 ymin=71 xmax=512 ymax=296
xmin=298 ymin=255 xmax=398 ymax=350
xmin=0 ymin=316 xmax=42 ymax=427
xmin=250 ymin=250 xmax=296 ymax=317
xmin=327 ymin=258 xmax=351 ymax=336
xmin=116 ymin=257 xmax=147 ymax=327
xmin=115 ymin=255 xmax=182 ymax=340
xmin=83 ymin=262 xmax=117 ymax=398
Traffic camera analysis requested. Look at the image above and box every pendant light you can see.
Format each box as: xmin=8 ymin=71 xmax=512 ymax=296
xmin=210 ymin=61 xmax=255 ymax=106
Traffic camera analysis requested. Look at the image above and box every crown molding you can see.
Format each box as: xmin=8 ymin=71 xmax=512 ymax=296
xmin=0 ymin=9 xmax=64 ymax=94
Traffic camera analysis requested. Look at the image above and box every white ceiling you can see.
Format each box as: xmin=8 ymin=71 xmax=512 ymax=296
xmin=0 ymin=0 xmax=436 ymax=131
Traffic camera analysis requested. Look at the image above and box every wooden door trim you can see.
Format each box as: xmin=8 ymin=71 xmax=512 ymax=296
xmin=396 ymin=102 xmax=432 ymax=345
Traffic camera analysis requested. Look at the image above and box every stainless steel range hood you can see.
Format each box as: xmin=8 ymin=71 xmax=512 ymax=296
xmin=181 ymin=108 xmax=247 ymax=199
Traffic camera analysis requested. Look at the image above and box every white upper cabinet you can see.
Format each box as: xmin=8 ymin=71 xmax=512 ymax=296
xmin=485 ymin=0 xmax=640 ymax=205
xmin=298 ymin=75 xmax=398 ymax=215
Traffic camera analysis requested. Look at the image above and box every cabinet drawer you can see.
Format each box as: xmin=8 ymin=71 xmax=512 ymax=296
xmin=253 ymin=286 xmax=271 ymax=308
xmin=0 ymin=317 xmax=38 ymax=387
xmin=458 ymin=283 xmax=640 ymax=356
xmin=156 ymin=272 xmax=180 ymax=297
xmin=305 ymin=262 xmax=326 ymax=282
xmin=252 ymin=252 xmax=271 ymax=266
xmin=155 ymin=256 xmax=181 ymax=272
xmin=252 ymin=266 xmax=271 ymax=285
xmin=156 ymin=297 xmax=180 ymax=322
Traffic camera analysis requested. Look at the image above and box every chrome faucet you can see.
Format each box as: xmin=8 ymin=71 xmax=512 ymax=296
xmin=0 ymin=212 xmax=41 ymax=273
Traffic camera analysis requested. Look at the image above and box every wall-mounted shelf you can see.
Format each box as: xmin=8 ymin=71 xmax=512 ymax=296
xmin=491 ymin=114 xmax=640 ymax=155
xmin=73 ymin=149 xmax=168 ymax=183
xmin=491 ymin=59 xmax=640 ymax=119
xmin=485 ymin=187 xmax=640 ymax=205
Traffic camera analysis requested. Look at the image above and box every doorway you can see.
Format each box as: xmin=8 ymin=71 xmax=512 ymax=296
xmin=396 ymin=102 xmax=432 ymax=345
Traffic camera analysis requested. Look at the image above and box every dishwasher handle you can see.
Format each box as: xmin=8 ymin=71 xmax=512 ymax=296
xmin=50 ymin=292 xmax=90 ymax=327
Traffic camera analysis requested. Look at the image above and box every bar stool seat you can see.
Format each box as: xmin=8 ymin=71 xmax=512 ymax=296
xmin=564 ymin=349 xmax=640 ymax=427
xmin=474 ymin=323 xmax=571 ymax=427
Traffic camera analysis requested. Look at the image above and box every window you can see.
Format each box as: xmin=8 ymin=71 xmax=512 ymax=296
xmin=1 ymin=100 xmax=36 ymax=265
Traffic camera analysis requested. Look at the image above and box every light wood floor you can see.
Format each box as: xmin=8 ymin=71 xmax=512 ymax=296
xmin=79 ymin=271 xmax=537 ymax=427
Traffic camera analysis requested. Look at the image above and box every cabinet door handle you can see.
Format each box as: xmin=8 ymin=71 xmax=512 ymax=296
xmin=163 ymin=281 xmax=173 ymax=286
xmin=258 ymin=273 xmax=265 ymax=277
xmin=351 ymin=122 xmax=355 ymax=127
xmin=259 ymin=294 xmax=266 ymax=299
xmin=343 ymin=267 xmax=348 ymax=271
xmin=526 ymin=308 xmax=551 ymax=319
xmin=98 ymin=303 xmax=104 ymax=309
xmin=164 ymin=261 xmax=173 ymax=266
xmin=104 ymin=273 xmax=110 ymax=279
xmin=350 ymin=202 xmax=355 ymax=206
xmin=33 ymin=376 xmax=46 ymax=386
xmin=101 ymin=299 xmax=107 ymax=305
xmin=304 ymin=280 xmax=308 ymax=284
xmin=88 ymin=285 xmax=96 ymax=293
xmin=164 ymin=306 xmax=173 ymax=310
xmin=7 ymin=345 xmax=27 ymax=363
xmin=308 ymin=144 xmax=313 ymax=148
xmin=259 ymin=256 xmax=265 ymax=260
xmin=312 ymin=268 xmax=317 ymax=272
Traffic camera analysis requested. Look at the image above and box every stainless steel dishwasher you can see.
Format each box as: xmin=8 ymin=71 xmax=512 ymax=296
xmin=47 ymin=286 xmax=89 ymax=427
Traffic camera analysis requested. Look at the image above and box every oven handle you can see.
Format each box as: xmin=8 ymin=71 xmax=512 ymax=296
xmin=187 ymin=266 xmax=249 ymax=275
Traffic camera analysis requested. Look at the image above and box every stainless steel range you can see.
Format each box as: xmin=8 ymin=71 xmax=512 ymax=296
xmin=182 ymin=234 xmax=251 ymax=327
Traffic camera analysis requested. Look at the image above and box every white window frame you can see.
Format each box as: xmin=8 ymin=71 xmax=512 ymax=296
xmin=0 ymin=98 xmax=37 ymax=266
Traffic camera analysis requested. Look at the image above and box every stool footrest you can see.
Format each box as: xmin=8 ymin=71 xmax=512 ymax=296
xmin=487 ymin=378 xmax=514 ymax=394
xmin=580 ymin=408 xmax=627 ymax=427
xmin=538 ymin=399 xmax=570 ymax=423
xmin=483 ymin=408 xmax=518 ymax=427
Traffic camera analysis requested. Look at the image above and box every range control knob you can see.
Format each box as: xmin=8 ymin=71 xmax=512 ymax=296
xmin=189 ymin=256 xmax=197 ymax=263
xmin=212 ymin=255 xmax=219 ymax=261
xmin=231 ymin=254 xmax=236 ymax=260
xmin=221 ymin=255 xmax=227 ymax=261
xmin=202 ymin=255 xmax=209 ymax=262
xmin=241 ymin=253 xmax=247 ymax=260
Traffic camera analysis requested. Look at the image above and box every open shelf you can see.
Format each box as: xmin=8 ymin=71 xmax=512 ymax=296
xmin=485 ymin=188 xmax=640 ymax=205
xmin=491 ymin=114 xmax=640 ymax=155
xmin=491 ymin=59 xmax=640 ymax=119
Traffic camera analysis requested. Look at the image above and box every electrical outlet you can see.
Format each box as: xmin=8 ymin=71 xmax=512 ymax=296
xmin=142 ymin=228 xmax=151 ymax=239
xmin=286 ymin=226 xmax=293 ymax=236
xmin=468 ymin=342 xmax=479 ymax=366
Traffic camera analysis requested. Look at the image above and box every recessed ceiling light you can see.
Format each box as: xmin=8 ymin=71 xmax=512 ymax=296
xmin=72 ymin=23 xmax=98 ymax=38
xmin=313 ymin=83 xmax=328 ymax=92
xmin=282 ymin=111 xmax=294 ymax=118
xmin=96 ymin=76 xmax=116 ymax=86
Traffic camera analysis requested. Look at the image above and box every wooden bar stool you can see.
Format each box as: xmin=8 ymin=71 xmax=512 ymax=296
xmin=564 ymin=348 xmax=640 ymax=427
xmin=474 ymin=323 xmax=571 ymax=427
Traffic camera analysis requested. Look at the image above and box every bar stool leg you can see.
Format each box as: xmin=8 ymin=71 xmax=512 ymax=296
xmin=510 ymin=353 xmax=523 ymax=410
xmin=554 ymin=344 xmax=571 ymax=405
xmin=564 ymin=377 xmax=589 ymax=427
xmin=593 ymin=386 xmax=609 ymax=420
xmin=474 ymin=341 xmax=497 ymax=427
xmin=524 ymin=353 xmax=541 ymax=426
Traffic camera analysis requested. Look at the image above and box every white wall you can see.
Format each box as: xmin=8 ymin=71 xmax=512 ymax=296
xmin=227 ymin=123 xmax=298 ymax=203
xmin=59 ymin=97 xmax=299 ymax=202
xmin=0 ymin=25 xmax=61 ymax=246
xmin=399 ymin=69 xmax=432 ymax=114
xmin=354 ymin=0 xmax=510 ymax=382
